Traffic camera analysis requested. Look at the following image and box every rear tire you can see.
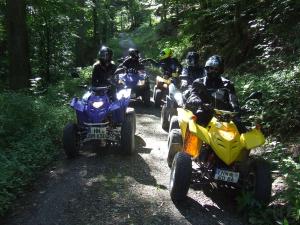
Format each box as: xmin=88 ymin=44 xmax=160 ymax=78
xmin=167 ymin=129 xmax=183 ymax=168
xmin=161 ymin=104 xmax=169 ymax=131
xmin=143 ymin=87 xmax=151 ymax=107
xmin=121 ymin=109 xmax=136 ymax=155
xmin=169 ymin=115 xmax=179 ymax=133
xmin=244 ymin=159 xmax=272 ymax=205
xmin=63 ymin=123 xmax=79 ymax=158
xmin=169 ymin=152 xmax=192 ymax=202
xmin=154 ymin=88 xmax=162 ymax=108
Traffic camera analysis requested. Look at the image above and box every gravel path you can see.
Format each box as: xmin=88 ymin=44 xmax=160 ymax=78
xmin=2 ymin=102 xmax=244 ymax=225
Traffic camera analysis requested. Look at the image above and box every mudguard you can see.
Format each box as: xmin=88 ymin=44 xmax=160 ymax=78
xmin=240 ymin=128 xmax=265 ymax=150
xmin=188 ymin=120 xmax=211 ymax=145
xmin=70 ymin=98 xmax=85 ymax=112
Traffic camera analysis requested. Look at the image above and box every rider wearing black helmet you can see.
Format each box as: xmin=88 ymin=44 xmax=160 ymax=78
xmin=184 ymin=55 xmax=245 ymax=132
xmin=92 ymin=46 xmax=116 ymax=87
xmin=118 ymin=48 xmax=144 ymax=72
xmin=180 ymin=51 xmax=205 ymax=88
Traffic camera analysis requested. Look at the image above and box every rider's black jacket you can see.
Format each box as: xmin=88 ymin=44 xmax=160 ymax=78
xmin=184 ymin=75 xmax=242 ymax=128
xmin=119 ymin=56 xmax=144 ymax=71
xmin=92 ymin=61 xmax=117 ymax=87
xmin=181 ymin=65 xmax=206 ymax=85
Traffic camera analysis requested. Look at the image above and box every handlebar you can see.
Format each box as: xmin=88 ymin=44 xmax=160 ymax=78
xmin=91 ymin=86 xmax=110 ymax=92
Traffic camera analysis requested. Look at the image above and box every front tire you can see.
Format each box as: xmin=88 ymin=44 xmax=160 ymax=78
xmin=167 ymin=129 xmax=183 ymax=168
xmin=169 ymin=115 xmax=179 ymax=133
xmin=121 ymin=109 xmax=136 ymax=155
xmin=126 ymin=107 xmax=136 ymax=134
xmin=169 ymin=152 xmax=192 ymax=202
xmin=63 ymin=123 xmax=79 ymax=158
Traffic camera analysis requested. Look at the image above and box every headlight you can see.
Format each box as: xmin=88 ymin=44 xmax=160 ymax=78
xmin=92 ymin=101 xmax=104 ymax=108
xmin=116 ymin=89 xmax=131 ymax=100
xmin=137 ymin=80 xmax=145 ymax=86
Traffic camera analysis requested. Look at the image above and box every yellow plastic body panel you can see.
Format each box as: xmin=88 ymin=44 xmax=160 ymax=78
xmin=177 ymin=108 xmax=265 ymax=166
xmin=183 ymin=130 xmax=202 ymax=158
xmin=240 ymin=128 xmax=265 ymax=150
xmin=156 ymin=76 xmax=171 ymax=85
xmin=177 ymin=108 xmax=194 ymax=138
xmin=208 ymin=119 xmax=243 ymax=165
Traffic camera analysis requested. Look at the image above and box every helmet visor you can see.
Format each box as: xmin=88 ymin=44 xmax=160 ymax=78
xmin=205 ymin=66 xmax=219 ymax=73
xmin=99 ymin=51 xmax=110 ymax=61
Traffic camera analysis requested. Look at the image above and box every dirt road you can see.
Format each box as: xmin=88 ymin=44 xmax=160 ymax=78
xmin=2 ymin=102 xmax=244 ymax=225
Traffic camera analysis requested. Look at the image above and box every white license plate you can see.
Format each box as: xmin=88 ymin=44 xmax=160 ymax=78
xmin=214 ymin=169 xmax=239 ymax=183
xmin=130 ymin=93 xmax=136 ymax=98
xmin=89 ymin=127 xmax=106 ymax=139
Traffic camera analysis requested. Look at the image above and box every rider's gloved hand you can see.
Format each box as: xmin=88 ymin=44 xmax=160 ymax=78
xmin=180 ymin=80 xmax=188 ymax=89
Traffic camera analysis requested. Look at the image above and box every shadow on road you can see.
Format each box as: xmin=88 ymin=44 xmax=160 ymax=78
xmin=191 ymin=181 xmax=239 ymax=213
xmin=174 ymin=196 xmax=242 ymax=225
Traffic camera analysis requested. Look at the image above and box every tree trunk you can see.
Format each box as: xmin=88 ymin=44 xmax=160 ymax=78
xmin=6 ymin=0 xmax=31 ymax=90
xmin=74 ymin=0 xmax=86 ymax=67
xmin=92 ymin=0 xmax=100 ymax=45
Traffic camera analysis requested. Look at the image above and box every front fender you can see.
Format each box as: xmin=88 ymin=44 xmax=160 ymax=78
xmin=70 ymin=98 xmax=85 ymax=112
xmin=188 ymin=120 xmax=211 ymax=145
xmin=177 ymin=108 xmax=211 ymax=144
xmin=240 ymin=128 xmax=265 ymax=150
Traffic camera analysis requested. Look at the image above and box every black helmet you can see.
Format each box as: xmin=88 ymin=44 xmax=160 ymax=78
xmin=98 ymin=46 xmax=113 ymax=63
xmin=205 ymin=55 xmax=224 ymax=77
xmin=128 ymin=48 xmax=139 ymax=59
xmin=186 ymin=51 xmax=199 ymax=67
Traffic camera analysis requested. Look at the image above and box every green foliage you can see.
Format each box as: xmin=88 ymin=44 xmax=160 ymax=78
xmin=0 ymin=77 xmax=80 ymax=215
xmin=237 ymin=140 xmax=300 ymax=225
xmin=232 ymin=65 xmax=300 ymax=138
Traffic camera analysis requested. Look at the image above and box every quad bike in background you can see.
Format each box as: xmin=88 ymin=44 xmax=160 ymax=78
xmin=167 ymin=92 xmax=271 ymax=205
xmin=63 ymin=86 xmax=136 ymax=158
xmin=160 ymin=79 xmax=186 ymax=131
xmin=117 ymin=68 xmax=151 ymax=106
xmin=153 ymin=75 xmax=172 ymax=108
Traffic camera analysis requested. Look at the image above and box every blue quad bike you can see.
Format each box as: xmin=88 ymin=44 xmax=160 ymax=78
xmin=63 ymin=86 xmax=136 ymax=158
xmin=117 ymin=68 xmax=151 ymax=106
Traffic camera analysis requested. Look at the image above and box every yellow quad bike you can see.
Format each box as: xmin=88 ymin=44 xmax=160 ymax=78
xmin=167 ymin=107 xmax=271 ymax=204
xmin=153 ymin=73 xmax=178 ymax=108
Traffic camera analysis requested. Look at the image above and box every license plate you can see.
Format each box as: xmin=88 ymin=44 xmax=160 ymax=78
xmin=130 ymin=93 xmax=136 ymax=98
xmin=214 ymin=169 xmax=239 ymax=183
xmin=88 ymin=127 xmax=107 ymax=139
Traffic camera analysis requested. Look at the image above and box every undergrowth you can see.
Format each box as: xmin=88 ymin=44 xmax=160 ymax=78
xmin=0 ymin=72 xmax=91 ymax=216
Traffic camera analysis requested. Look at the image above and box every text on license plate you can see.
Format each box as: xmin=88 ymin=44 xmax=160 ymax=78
xmin=214 ymin=169 xmax=239 ymax=183
xmin=89 ymin=127 xmax=106 ymax=139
